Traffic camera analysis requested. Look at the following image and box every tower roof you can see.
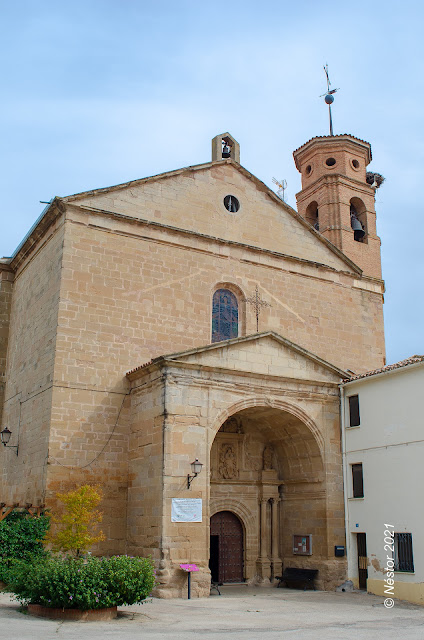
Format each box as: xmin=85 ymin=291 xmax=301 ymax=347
xmin=293 ymin=134 xmax=372 ymax=171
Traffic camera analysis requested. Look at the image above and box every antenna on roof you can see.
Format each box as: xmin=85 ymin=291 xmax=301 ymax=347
xmin=272 ymin=177 xmax=287 ymax=201
xmin=320 ymin=64 xmax=339 ymax=136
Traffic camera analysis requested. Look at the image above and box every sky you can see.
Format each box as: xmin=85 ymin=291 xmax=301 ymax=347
xmin=1 ymin=1 xmax=423 ymax=365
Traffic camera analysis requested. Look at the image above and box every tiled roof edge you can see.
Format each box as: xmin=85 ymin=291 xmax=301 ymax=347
xmin=293 ymin=134 xmax=371 ymax=157
xmin=343 ymin=355 xmax=424 ymax=382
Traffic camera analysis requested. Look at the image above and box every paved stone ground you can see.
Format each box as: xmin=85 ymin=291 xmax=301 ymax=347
xmin=1 ymin=586 xmax=424 ymax=640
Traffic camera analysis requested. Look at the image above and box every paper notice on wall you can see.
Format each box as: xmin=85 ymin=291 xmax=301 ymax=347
xmin=171 ymin=498 xmax=202 ymax=522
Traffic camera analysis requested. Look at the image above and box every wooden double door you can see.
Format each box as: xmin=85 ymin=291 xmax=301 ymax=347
xmin=210 ymin=511 xmax=244 ymax=583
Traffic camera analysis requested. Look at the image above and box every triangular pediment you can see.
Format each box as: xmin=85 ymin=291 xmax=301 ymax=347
xmin=64 ymin=160 xmax=360 ymax=274
xmin=128 ymin=332 xmax=349 ymax=384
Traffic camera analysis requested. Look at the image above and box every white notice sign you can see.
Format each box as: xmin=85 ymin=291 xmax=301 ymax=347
xmin=171 ymin=498 xmax=202 ymax=522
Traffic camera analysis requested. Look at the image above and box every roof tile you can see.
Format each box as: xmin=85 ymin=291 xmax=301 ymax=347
xmin=344 ymin=355 xmax=424 ymax=382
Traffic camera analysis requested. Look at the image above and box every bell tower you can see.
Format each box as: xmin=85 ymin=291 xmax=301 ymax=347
xmin=293 ymin=135 xmax=382 ymax=279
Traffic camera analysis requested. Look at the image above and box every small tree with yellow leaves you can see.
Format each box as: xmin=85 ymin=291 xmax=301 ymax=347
xmin=45 ymin=485 xmax=105 ymax=557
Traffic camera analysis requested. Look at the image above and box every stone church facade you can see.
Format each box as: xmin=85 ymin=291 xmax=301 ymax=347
xmin=0 ymin=132 xmax=385 ymax=597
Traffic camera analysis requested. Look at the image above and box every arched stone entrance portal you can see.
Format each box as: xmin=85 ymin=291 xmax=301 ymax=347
xmin=127 ymin=331 xmax=348 ymax=597
xmin=210 ymin=511 xmax=244 ymax=583
xmin=209 ymin=403 xmax=331 ymax=585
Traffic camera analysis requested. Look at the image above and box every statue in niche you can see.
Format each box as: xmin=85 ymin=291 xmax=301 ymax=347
xmin=263 ymin=445 xmax=274 ymax=470
xmin=219 ymin=444 xmax=238 ymax=479
xmin=219 ymin=416 xmax=243 ymax=434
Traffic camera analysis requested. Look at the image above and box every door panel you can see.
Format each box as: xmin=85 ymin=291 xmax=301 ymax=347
xmin=210 ymin=511 xmax=244 ymax=583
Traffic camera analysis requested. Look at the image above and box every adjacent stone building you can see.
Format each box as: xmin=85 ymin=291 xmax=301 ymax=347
xmin=0 ymin=132 xmax=385 ymax=596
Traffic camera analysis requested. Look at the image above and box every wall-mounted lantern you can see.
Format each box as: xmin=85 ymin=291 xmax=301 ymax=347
xmin=0 ymin=427 xmax=19 ymax=455
xmin=187 ymin=458 xmax=203 ymax=489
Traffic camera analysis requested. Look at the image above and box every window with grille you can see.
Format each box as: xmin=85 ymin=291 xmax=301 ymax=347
xmin=212 ymin=289 xmax=238 ymax=343
xmin=394 ymin=533 xmax=414 ymax=572
xmin=352 ymin=463 xmax=364 ymax=498
xmin=349 ymin=395 xmax=360 ymax=427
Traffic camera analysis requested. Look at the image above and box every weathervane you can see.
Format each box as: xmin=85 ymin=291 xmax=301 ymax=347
xmin=320 ymin=64 xmax=339 ymax=136
xmin=243 ymin=285 xmax=271 ymax=333
xmin=272 ymin=177 xmax=287 ymax=201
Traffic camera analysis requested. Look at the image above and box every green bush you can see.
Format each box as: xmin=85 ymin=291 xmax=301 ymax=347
xmin=0 ymin=512 xmax=50 ymax=581
xmin=5 ymin=555 xmax=156 ymax=609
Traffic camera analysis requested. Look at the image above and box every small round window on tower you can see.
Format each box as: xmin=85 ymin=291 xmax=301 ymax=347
xmin=325 ymin=157 xmax=336 ymax=167
xmin=352 ymin=159 xmax=360 ymax=169
xmin=306 ymin=165 xmax=312 ymax=175
xmin=224 ymin=195 xmax=240 ymax=213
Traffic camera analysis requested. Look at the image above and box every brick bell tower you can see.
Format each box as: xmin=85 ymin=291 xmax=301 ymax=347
xmin=293 ymin=135 xmax=382 ymax=279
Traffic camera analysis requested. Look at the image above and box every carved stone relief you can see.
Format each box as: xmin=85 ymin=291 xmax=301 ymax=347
xmin=218 ymin=443 xmax=238 ymax=479
xmin=219 ymin=416 xmax=243 ymax=434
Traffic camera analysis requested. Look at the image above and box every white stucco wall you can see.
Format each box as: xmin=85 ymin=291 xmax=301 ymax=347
xmin=342 ymin=361 xmax=424 ymax=604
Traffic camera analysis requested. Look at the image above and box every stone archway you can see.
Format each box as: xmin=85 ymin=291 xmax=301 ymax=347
xmin=211 ymin=397 xmax=325 ymax=455
xmin=127 ymin=334 xmax=346 ymax=598
xmin=209 ymin=403 xmax=327 ymax=585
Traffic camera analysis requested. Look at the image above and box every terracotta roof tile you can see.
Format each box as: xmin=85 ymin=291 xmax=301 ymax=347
xmin=293 ymin=134 xmax=372 ymax=159
xmin=344 ymin=355 xmax=424 ymax=382
xmin=294 ymin=133 xmax=371 ymax=151
xmin=127 ymin=359 xmax=154 ymax=375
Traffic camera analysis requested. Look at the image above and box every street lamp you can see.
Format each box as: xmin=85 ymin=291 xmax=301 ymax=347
xmin=187 ymin=458 xmax=203 ymax=489
xmin=0 ymin=427 xmax=18 ymax=455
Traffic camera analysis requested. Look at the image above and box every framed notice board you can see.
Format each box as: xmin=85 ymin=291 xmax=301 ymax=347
xmin=293 ymin=534 xmax=312 ymax=555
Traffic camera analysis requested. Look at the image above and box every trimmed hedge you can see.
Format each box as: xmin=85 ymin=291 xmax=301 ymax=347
xmin=5 ymin=555 xmax=156 ymax=609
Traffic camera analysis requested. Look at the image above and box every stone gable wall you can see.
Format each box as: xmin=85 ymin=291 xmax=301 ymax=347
xmin=72 ymin=163 xmax=353 ymax=272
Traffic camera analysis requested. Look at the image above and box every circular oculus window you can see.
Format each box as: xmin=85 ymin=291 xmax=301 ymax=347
xmin=305 ymin=164 xmax=313 ymax=176
xmin=351 ymin=159 xmax=360 ymax=170
xmin=325 ymin=157 xmax=336 ymax=167
xmin=224 ymin=195 xmax=240 ymax=213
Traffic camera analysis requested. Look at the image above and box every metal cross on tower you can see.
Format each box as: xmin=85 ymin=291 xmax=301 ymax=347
xmin=243 ymin=285 xmax=271 ymax=333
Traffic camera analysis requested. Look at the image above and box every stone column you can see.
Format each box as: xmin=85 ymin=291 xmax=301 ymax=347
xmin=256 ymin=498 xmax=271 ymax=583
xmin=260 ymin=498 xmax=268 ymax=558
xmin=271 ymin=498 xmax=282 ymax=581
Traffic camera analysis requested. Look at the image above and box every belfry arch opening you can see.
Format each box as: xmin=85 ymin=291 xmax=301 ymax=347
xmin=209 ymin=405 xmax=325 ymax=585
xmin=305 ymin=201 xmax=319 ymax=230
xmin=350 ymin=197 xmax=368 ymax=243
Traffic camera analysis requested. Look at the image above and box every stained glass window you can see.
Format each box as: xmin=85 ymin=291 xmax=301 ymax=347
xmin=212 ymin=289 xmax=238 ymax=343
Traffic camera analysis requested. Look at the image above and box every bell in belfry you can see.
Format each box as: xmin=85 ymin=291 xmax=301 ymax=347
xmin=350 ymin=207 xmax=365 ymax=241
xmin=222 ymin=143 xmax=231 ymax=158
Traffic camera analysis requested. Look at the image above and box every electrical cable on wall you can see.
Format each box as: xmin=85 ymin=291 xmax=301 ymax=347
xmin=48 ymin=390 xmax=130 ymax=470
